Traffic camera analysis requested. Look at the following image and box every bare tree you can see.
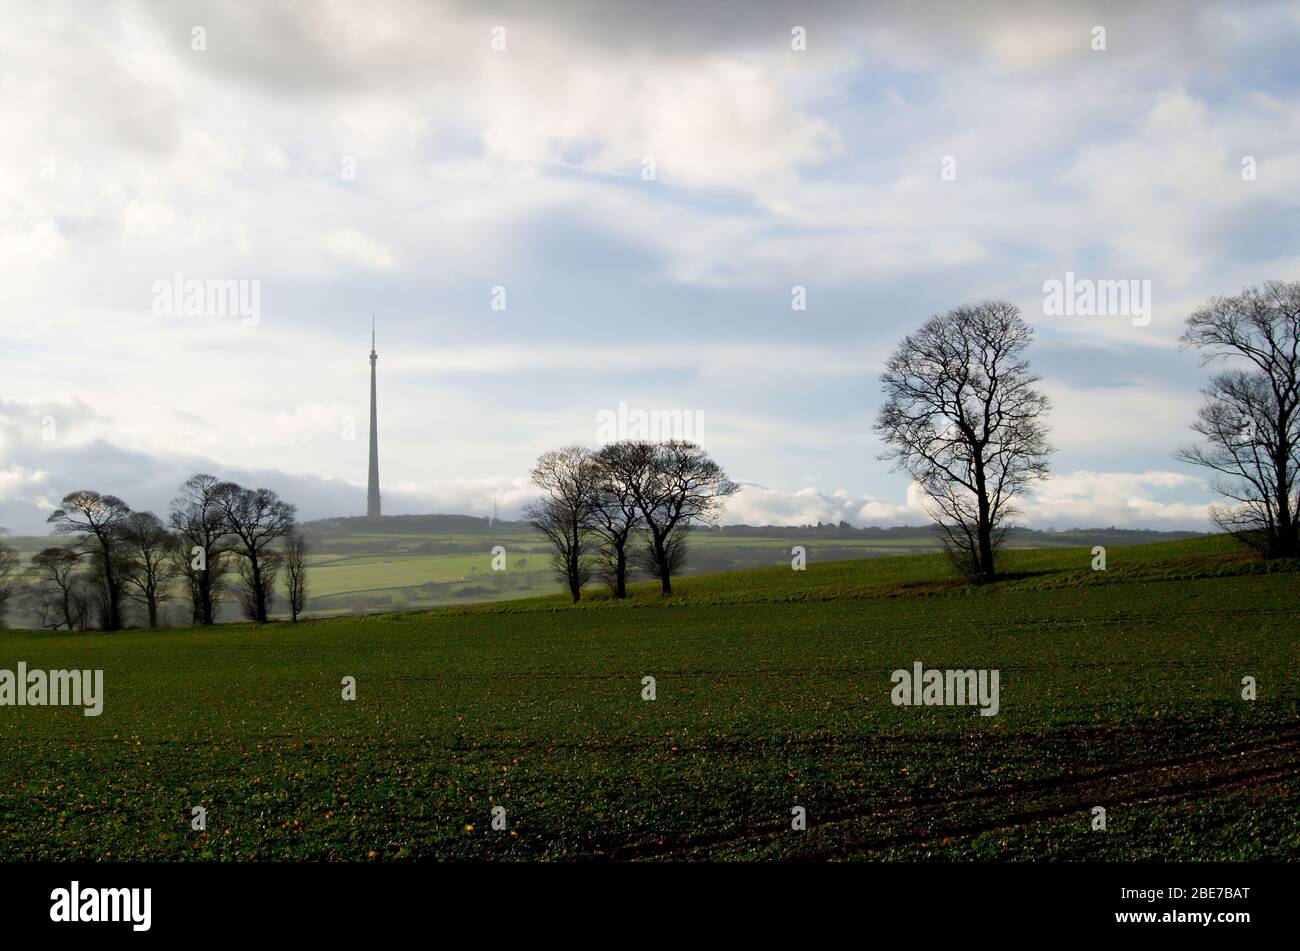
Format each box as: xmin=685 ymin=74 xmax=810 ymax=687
xmin=48 ymin=490 xmax=133 ymax=629
xmin=875 ymin=302 xmax=1052 ymax=582
xmin=589 ymin=443 xmax=645 ymax=598
xmin=213 ymin=482 xmax=296 ymax=623
xmin=0 ymin=540 xmax=20 ymax=628
xmin=26 ymin=546 xmax=90 ymax=631
xmin=640 ymin=521 xmax=690 ymax=590
xmin=169 ymin=474 xmax=233 ymax=625
xmin=1177 ymin=282 xmax=1300 ymax=558
xmin=623 ymin=440 xmax=736 ymax=595
xmin=524 ymin=446 xmax=599 ymax=602
xmin=284 ymin=528 xmax=309 ymax=622
xmin=120 ymin=511 xmax=179 ymax=628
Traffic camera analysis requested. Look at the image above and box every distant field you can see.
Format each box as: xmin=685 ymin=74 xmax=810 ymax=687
xmin=289 ymin=522 xmax=1208 ymax=618
xmin=0 ymin=520 xmax=1203 ymax=624
xmin=0 ymin=535 xmax=1294 ymax=861
xmin=295 ymin=527 xmax=925 ymax=614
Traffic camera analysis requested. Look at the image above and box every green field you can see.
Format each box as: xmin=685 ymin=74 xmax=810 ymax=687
xmin=1 ymin=535 xmax=1295 ymax=861
xmin=1 ymin=518 xmax=1203 ymax=624
xmin=289 ymin=523 xmax=975 ymax=616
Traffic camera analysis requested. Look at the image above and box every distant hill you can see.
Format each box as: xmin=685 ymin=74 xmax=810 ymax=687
xmin=302 ymin=514 xmax=1203 ymax=548
xmin=306 ymin=513 xmax=522 ymax=534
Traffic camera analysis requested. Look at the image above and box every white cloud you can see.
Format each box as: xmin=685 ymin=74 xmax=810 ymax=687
xmin=321 ymin=227 xmax=398 ymax=271
xmin=0 ymin=388 xmax=1217 ymax=536
xmin=0 ymin=1 xmax=1291 ymax=536
xmin=1019 ymin=470 xmax=1210 ymax=527
xmin=0 ymin=464 xmax=49 ymax=506
xmin=727 ymin=484 xmax=870 ymax=526
xmin=723 ymin=471 xmax=1211 ymax=530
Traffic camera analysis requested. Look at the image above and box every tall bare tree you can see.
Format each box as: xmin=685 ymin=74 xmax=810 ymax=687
xmin=1177 ymin=282 xmax=1300 ymax=558
xmin=48 ymin=490 xmax=133 ymax=629
xmin=169 ymin=474 xmax=234 ymax=625
xmin=589 ymin=443 xmax=645 ymax=598
xmin=213 ymin=482 xmax=296 ymax=623
xmin=0 ymin=540 xmax=20 ymax=628
xmin=121 ymin=511 xmax=179 ymax=628
xmin=524 ymin=446 xmax=599 ymax=602
xmin=26 ymin=546 xmax=90 ymax=631
xmin=623 ymin=440 xmax=735 ymax=595
xmin=284 ymin=528 xmax=309 ymax=622
xmin=875 ymin=301 xmax=1052 ymax=582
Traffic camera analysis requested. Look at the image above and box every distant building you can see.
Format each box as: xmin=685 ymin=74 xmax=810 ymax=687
xmin=367 ymin=320 xmax=381 ymax=519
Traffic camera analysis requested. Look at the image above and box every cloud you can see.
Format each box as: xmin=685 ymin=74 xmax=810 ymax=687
xmin=0 ymin=397 xmax=483 ymax=535
xmin=321 ymin=227 xmax=398 ymax=272
xmin=0 ymin=390 xmax=1214 ymax=536
xmin=726 ymin=483 xmax=883 ymax=526
xmin=0 ymin=1 xmax=1292 ymax=537
xmin=1018 ymin=470 xmax=1211 ymax=528
xmin=722 ymin=472 xmax=1211 ymax=530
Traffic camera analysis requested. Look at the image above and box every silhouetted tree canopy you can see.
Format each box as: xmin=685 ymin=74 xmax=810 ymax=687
xmin=875 ymin=301 xmax=1052 ymax=582
xmin=1177 ymin=281 xmax=1300 ymax=557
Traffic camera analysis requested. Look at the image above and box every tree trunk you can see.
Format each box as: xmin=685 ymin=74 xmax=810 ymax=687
xmin=969 ymin=444 xmax=997 ymax=583
xmin=568 ymin=565 xmax=582 ymax=603
xmin=103 ymin=558 xmax=122 ymax=630
xmin=614 ymin=547 xmax=627 ymax=598
xmin=250 ymin=556 xmax=267 ymax=622
xmin=650 ymin=531 xmax=673 ymax=594
xmin=1274 ymin=444 xmax=1297 ymax=557
xmin=567 ymin=528 xmax=582 ymax=603
xmin=201 ymin=565 xmax=216 ymax=625
xmin=976 ymin=521 xmax=995 ymax=581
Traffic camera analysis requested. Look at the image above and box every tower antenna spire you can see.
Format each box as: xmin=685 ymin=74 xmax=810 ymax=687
xmin=366 ymin=315 xmax=381 ymax=519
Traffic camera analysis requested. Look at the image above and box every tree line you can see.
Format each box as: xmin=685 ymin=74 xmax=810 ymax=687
xmin=872 ymin=283 xmax=1298 ymax=580
xmin=525 ymin=441 xmax=736 ymax=600
xmin=531 ymin=282 xmax=1297 ymax=593
xmin=0 ymin=475 xmax=309 ymax=630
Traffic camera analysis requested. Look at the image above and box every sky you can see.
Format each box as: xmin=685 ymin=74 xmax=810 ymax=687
xmin=1 ymin=0 xmax=1299 ymax=536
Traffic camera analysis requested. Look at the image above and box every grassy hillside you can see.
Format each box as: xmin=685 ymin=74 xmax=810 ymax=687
xmin=290 ymin=519 xmax=1207 ymax=618
xmin=0 ymin=536 xmax=1294 ymax=861
xmin=0 ymin=520 xmax=1202 ymax=624
xmin=436 ymin=533 xmax=1278 ymax=612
